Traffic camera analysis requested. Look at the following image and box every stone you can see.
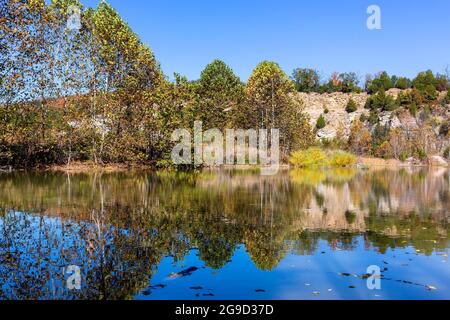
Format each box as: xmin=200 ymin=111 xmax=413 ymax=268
xmin=428 ymin=156 xmax=448 ymax=167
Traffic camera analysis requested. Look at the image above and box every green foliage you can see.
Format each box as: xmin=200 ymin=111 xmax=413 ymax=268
xmin=365 ymin=71 xmax=394 ymax=94
xmin=345 ymin=98 xmax=358 ymax=113
xmin=409 ymin=103 xmax=418 ymax=117
xmin=292 ymin=68 xmax=320 ymax=92
xmin=316 ymin=114 xmax=326 ymax=129
xmin=412 ymin=70 xmax=441 ymax=101
xmin=365 ymin=90 xmax=397 ymax=111
xmin=290 ymin=148 xmax=328 ymax=167
xmin=416 ymin=148 xmax=427 ymax=161
xmin=197 ymin=60 xmax=244 ymax=129
xmin=290 ymin=148 xmax=356 ymax=168
xmin=395 ymin=77 xmax=411 ymax=90
xmin=245 ymin=61 xmax=314 ymax=153
xmin=319 ymin=72 xmax=361 ymax=93
xmin=338 ymin=72 xmax=361 ymax=93
xmin=445 ymin=90 xmax=450 ymax=104
xmin=328 ymin=151 xmax=357 ymax=167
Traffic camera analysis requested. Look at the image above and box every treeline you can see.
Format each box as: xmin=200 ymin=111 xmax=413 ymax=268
xmin=292 ymin=68 xmax=450 ymax=95
xmin=0 ymin=0 xmax=313 ymax=168
xmin=1 ymin=0 xmax=449 ymax=168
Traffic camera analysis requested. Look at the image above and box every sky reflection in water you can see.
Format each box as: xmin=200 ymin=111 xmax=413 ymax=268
xmin=0 ymin=168 xmax=449 ymax=300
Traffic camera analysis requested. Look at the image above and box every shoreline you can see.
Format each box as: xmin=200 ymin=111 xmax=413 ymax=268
xmin=1 ymin=157 xmax=448 ymax=174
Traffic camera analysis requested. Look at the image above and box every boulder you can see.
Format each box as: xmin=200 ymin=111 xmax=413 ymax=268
xmin=428 ymin=156 xmax=449 ymax=167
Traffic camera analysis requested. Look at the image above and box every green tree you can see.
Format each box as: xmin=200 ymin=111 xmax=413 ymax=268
xmin=245 ymin=61 xmax=314 ymax=153
xmin=412 ymin=70 xmax=438 ymax=101
xmin=291 ymin=68 xmax=320 ymax=92
xmin=365 ymin=71 xmax=393 ymax=94
xmin=338 ymin=72 xmax=361 ymax=93
xmin=365 ymin=90 xmax=397 ymax=111
xmin=197 ymin=60 xmax=244 ymax=129
xmin=316 ymin=114 xmax=326 ymax=129
xmin=346 ymin=98 xmax=358 ymax=113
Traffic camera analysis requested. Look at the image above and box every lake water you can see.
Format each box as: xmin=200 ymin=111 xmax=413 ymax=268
xmin=0 ymin=168 xmax=449 ymax=300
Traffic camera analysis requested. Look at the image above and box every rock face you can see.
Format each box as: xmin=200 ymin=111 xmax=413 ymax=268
xmin=297 ymin=89 xmax=450 ymax=143
xmin=428 ymin=156 xmax=449 ymax=167
xmin=295 ymin=92 xmax=369 ymax=140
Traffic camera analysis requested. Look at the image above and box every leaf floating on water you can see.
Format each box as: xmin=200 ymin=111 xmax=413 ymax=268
xmin=189 ymin=286 xmax=203 ymax=290
xmin=169 ymin=266 xmax=199 ymax=279
xmin=339 ymin=272 xmax=352 ymax=277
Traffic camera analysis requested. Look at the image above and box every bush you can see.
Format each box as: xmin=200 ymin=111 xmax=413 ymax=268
xmin=409 ymin=103 xmax=418 ymax=117
xmin=290 ymin=147 xmax=328 ymax=167
xmin=416 ymin=148 xmax=427 ymax=161
xmin=345 ymin=98 xmax=358 ymax=113
xmin=444 ymin=147 xmax=450 ymax=160
xmin=365 ymin=90 xmax=397 ymax=111
xmin=316 ymin=114 xmax=326 ymax=129
xmin=329 ymin=151 xmax=357 ymax=167
xmin=395 ymin=77 xmax=411 ymax=90
xmin=290 ymin=148 xmax=356 ymax=168
xmin=445 ymin=90 xmax=450 ymax=104
xmin=422 ymin=84 xmax=437 ymax=101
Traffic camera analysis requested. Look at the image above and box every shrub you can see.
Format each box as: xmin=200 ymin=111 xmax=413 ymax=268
xmin=290 ymin=148 xmax=356 ymax=168
xmin=445 ymin=90 xmax=450 ymax=104
xmin=365 ymin=90 xmax=397 ymax=111
xmin=329 ymin=151 xmax=357 ymax=167
xmin=444 ymin=147 xmax=450 ymax=159
xmin=416 ymin=148 xmax=427 ymax=161
xmin=409 ymin=103 xmax=418 ymax=117
xmin=346 ymin=98 xmax=358 ymax=113
xmin=290 ymin=147 xmax=328 ymax=167
xmin=292 ymin=68 xmax=320 ymax=92
xmin=395 ymin=77 xmax=411 ymax=90
xmin=316 ymin=114 xmax=326 ymax=129
xmin=423 ymin=84 xmax=437 ymax=101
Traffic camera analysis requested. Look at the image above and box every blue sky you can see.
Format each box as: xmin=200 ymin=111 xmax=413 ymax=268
xmin=80 ymin=0 xmax=450 ymax=82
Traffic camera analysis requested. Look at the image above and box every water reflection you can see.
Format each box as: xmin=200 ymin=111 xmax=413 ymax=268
xmin=0 ymin=168 xmax=449 ymax=300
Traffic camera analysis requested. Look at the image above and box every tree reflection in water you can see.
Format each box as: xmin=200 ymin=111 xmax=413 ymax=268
xmin=0 ymin=168 xmax=448 ymax=299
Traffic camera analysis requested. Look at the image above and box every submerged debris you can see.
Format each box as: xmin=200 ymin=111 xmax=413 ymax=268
xmin=189 ymin=286 xmax=203 ymax=290
xmin=169 ymin=267 xmax=199 ymax=279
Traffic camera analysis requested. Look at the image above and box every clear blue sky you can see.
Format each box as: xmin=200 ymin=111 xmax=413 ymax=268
xmin=81 ymin=0 xmax=450 ymax=82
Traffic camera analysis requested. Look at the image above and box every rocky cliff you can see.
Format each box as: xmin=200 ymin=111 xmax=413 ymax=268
xmin=296 ymin=89 xmax=449 ymax=141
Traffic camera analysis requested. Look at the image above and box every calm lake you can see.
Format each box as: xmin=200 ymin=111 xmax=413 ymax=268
xmin=0 ymin=168 xmax=449 ymax=300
